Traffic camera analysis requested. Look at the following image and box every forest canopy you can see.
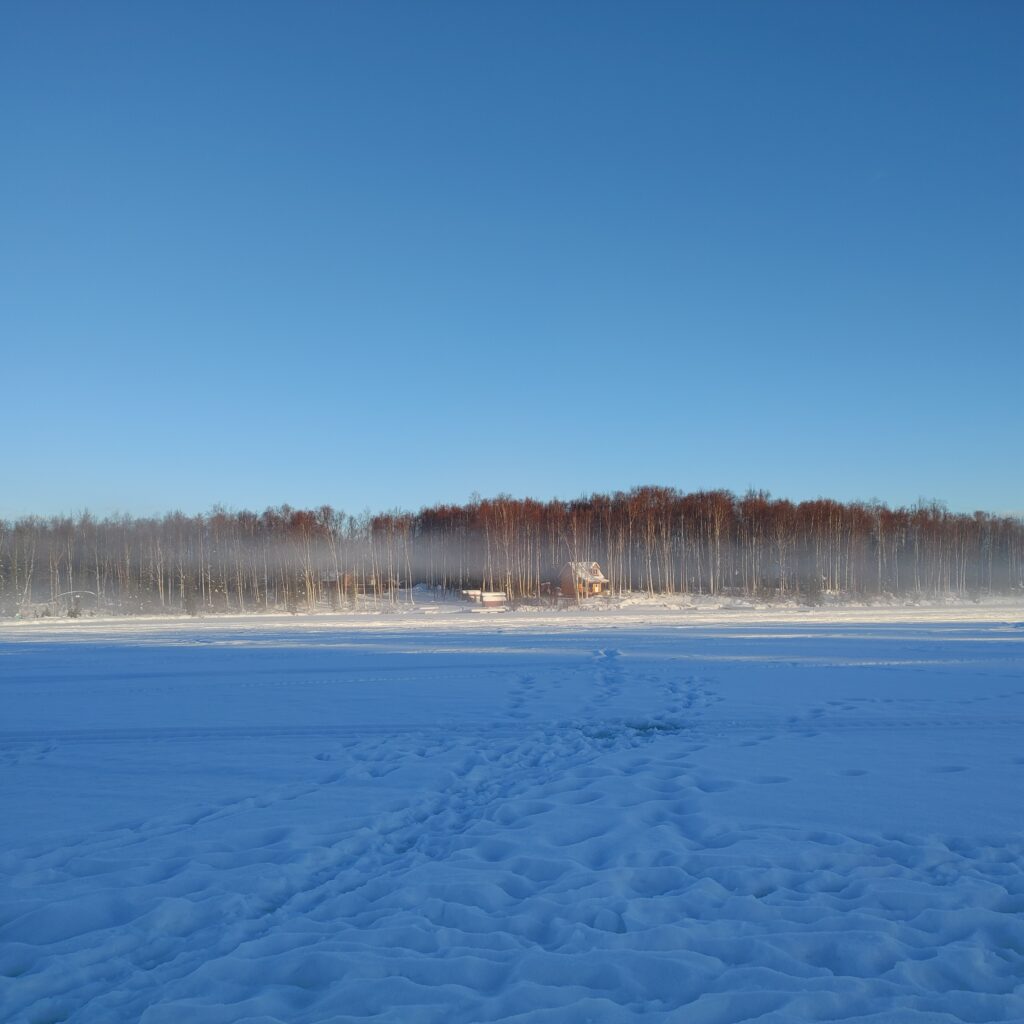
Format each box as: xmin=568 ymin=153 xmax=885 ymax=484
xmin=2 ymin=489 xmax=1021 ymax=616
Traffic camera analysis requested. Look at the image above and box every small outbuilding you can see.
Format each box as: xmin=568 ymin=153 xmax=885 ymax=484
xmin=461 ymin=589 xmax=507 ymax=608
xmin=560 ymin=561 xmax=610 ymax=599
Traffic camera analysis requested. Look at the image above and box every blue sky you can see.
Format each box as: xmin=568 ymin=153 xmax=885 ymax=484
xmin=2 ymin=1 xmax=1021 ymax=518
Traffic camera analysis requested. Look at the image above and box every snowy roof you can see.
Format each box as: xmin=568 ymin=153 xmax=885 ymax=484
xmin=566 ymin=561 xmax=608 ymax=583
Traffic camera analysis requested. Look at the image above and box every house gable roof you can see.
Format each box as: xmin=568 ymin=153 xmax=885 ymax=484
xmin=565 ymin=561 xmax=608 ymax=583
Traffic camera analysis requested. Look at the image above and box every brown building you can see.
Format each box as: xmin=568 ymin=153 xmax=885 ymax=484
xmin=560 ymin=561 xmax=610 ymax=598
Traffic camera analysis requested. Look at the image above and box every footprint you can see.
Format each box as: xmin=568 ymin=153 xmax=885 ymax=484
xmin=838 ymin=768 xmax=868 ymax=777
xmin=928 ymin=765 xmax=968 ymax=774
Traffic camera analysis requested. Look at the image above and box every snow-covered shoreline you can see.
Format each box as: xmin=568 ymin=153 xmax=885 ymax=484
xmin=2 ymin=592 xmax=1023 ymax=638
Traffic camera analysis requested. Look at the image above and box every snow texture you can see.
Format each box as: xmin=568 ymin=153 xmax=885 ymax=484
xmin=1 ymin=604 xmax=1022 ymax=1023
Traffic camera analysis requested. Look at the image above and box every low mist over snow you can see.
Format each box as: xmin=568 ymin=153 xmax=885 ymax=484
xmin=3 ymin=492 xmax=1022 ymax=618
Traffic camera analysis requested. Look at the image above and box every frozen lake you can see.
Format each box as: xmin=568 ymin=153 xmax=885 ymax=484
xmin=1 ymin=608 xmax=1022 ymax=1023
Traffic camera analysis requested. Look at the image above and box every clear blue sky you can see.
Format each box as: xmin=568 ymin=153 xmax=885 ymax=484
xmin=2 ymin=1 xmax=1021 ymax=519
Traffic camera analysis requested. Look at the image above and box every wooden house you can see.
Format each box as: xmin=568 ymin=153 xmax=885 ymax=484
xmin=560 ymin=561 xmax=610 ymax=599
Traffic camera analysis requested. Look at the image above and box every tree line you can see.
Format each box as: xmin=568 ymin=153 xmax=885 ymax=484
xmin=1 ymin=488 xmax=1021 ymax=616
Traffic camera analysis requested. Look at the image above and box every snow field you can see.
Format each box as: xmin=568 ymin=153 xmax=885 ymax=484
xmin=1 ymin=612 xmax=1022 ymax=1022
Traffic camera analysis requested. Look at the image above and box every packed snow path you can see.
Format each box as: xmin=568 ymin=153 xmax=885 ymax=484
xmin=1 ymin=613 xmax=1022 ymax=1023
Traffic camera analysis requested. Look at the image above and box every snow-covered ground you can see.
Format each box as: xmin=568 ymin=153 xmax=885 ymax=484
xmin=1 ymin=605 xmax=1022 ymax=1023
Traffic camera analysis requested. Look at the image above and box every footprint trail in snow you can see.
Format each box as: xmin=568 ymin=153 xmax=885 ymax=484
xmin=0 ymin=617 xmax=1022 ymax=1023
